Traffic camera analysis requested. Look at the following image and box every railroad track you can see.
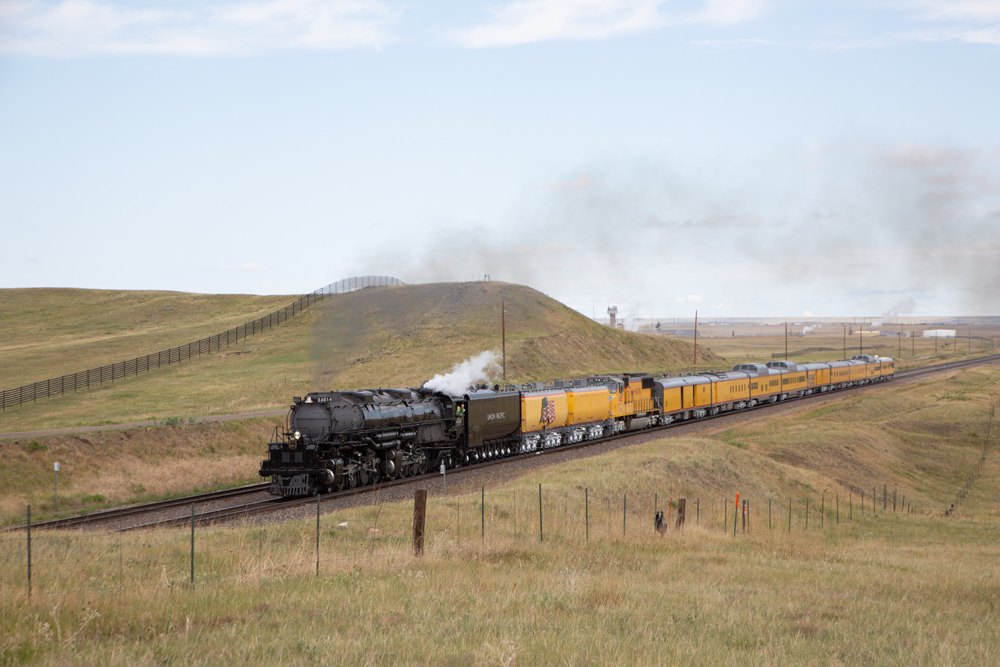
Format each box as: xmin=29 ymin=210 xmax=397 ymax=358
xmin=6 ymin=483 xmax=270 ymax=532
xmin=15 ymin=353 xmax=1000 ymax=532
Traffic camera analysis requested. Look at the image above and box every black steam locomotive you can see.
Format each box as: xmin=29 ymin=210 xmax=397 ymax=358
xmin=260 ymin=386 xmax=521 ymax=496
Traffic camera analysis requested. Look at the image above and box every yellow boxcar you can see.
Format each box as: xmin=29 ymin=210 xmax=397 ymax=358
xmin=567 ymin=386 xmax=612 ymax=425
xmin=694 ymin=380 xmax=714 ymax=407
xmin=521 ymin=391 xmax=569 ymax=434
xmin=662 ymin=384 xmax=684 ymax=412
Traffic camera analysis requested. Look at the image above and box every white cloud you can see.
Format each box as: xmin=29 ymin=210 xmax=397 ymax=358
xmin=910 ymin=0 xmax=1000 ymax=22
xmin=453 ymin=0 xmax=764 ymax=48
xmin=0 ymin=0 xmax=398 ymax=56
xmin=689 ymin=37 xmax=776 ymax=47
xmin=803 ymin=309 xmax=813 ymax=316
xmin=696 ymin=0 xmax=764 ymax=25
xmin=674 ymin=294 xmax=704 ymax=304
xmin=958 ymin=26 xmax=1000 ymax=43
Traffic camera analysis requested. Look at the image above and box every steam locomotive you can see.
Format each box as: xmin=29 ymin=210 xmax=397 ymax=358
xmin=259 ymin=354 xmax=895 ymax=496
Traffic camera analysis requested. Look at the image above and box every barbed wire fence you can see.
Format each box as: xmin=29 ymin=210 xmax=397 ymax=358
xmin=1 ymin=276 xmax=405 ymax=411
xmin=2 ymin=479 xmax=936 ymax=601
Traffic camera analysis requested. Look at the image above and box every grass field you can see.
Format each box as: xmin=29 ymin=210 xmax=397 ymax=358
xmin=2 ymin=365 xmax=998 ymax=665
xmin=0 ymin=283 xmax=722 ymax=432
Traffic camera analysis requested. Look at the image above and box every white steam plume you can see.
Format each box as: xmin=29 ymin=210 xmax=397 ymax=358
xmin=803 ymin=324 xmax=822 ymax=334
xmin=872 ymin=297 xmax=917 ymax=328
xmin=423 ymin=351 xmax=500 ymax=396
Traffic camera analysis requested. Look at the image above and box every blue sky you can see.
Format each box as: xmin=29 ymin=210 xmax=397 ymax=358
xmin=1 ymin=0 xmax=999 ymax=319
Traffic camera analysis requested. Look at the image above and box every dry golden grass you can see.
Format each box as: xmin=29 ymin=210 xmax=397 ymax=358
xmin=0 ymin=418 xmax=282 ymax=524
xmin=1 ymin=366 xmax=999 ymax=665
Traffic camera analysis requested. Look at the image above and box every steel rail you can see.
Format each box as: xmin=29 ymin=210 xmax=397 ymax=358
xmin=5 ymin=483 xmax=271 ymax=532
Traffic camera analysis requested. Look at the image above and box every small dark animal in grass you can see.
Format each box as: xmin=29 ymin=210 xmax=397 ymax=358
xmin=655 ymin=511 xmax=667 ymax=534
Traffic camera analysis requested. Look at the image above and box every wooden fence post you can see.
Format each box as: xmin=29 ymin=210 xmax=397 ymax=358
xmin=676 ymin=499 xmax=686 ymax=530
xmin=413 ymin=490 xmax=427 ymax=556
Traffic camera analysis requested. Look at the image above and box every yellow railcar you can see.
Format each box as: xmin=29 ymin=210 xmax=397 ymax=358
xmin=520 ymin=390 xmax=568 ymax=434
xmin=567 ymin=386 xmax=612 ymax=425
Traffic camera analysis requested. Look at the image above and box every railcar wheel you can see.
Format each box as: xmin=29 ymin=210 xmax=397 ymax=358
xmin=346 ymin=471 xmax=358 ymax=489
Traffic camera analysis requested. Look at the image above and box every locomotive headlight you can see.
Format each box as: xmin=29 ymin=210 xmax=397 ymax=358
xmin=294 ymin=431 xmax=301 ymax=440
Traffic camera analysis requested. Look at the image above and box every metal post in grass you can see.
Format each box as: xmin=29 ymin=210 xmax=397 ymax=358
xmin=901 ymin=494 xmax=905 ymax=513
xmin=769 ymin=497 xmax=772 ymax=530
xmin=788 ymin=498 xmax=791 ymax=532
xmin=861 ymin=490 xmax=864 ymax=514
xmin=850 ymin=491 xmax=853 ymax=520
xmin=893 ymin=487 xmax=897 ymax=512
xmin=805 ymin=499 xmax=809 ymax=530
xmin=539 ymin=484 xmax=543 ymax=542
xmin=585 ymin=488 xmax=589 ymax=541
xmin=190 ymin=503 xmax=195 ymax=586
xmin=481 ymin=486 xmax=485 ymax=543
xmin=837 ymin=495 xmax=839 ymax=525
xmin=883 ymin=485 xmax=887 ymax=511
xmin=316 ymin=492 xmax=321 ymax=577
xmin=26 ymin=505 xmax=31 ymax=599
xmin=724 ymin=498 xmax=727 ymax=533
xmin=623 ymin=493 xmax=627 ymax=538
xmin=696 ymin=498 xmax=699 ymax=525
xmin=821 ymin=495 xmax=824 ymax=528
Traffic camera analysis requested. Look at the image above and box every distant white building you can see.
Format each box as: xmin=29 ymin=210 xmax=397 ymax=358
xmin=922 ymin=329 xmax=956 ymax=338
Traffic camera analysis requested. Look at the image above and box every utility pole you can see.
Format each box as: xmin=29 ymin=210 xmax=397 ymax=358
xmin=501 ymin=300 xmax=506 ymax=381
xmin=693 ymin=310 xmax=698 ymax=367
xmin=843 ymin=325 xmax=846 ymax=359
xmin=784 ymin=322 xmax=788 ymax=360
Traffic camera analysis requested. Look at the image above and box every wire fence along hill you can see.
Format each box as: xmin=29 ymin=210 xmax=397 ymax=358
xmin=1 ymin=482 xmax=928 ymax=599
xmin=0 ymin=276 xmax=405 ymax=411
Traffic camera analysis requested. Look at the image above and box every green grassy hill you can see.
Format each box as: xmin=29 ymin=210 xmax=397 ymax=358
xmin=0 ymin=288 xmax=299 ymax=389
xmin=309 ymin=282 xmax=723 ymax=389
xmin=0 ymin=282 xmax=721 ymax=432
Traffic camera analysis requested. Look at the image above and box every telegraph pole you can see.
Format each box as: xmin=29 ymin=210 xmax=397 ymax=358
xmin=693 ymin=310 xmax=698 ymax=367
xmin=501 ymin=300 xmax=506 ymax=381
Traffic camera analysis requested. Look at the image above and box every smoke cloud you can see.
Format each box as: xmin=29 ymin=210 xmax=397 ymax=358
xmin=871 ymin=297 xmax=917 ymax=328
xmin=422 ymin=351 xmax=501 ymax=396
xmin=803 ymin=324 xmax=822 ymax=334
xmin=355 ymin=141 xmax=1000 ymax=316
